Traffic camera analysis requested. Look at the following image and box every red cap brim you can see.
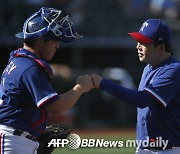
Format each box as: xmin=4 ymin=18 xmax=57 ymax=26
xmin=128 ymin=32 xmax=153 ymax=43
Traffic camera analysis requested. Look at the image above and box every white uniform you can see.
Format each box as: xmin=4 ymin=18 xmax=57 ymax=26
xmin=0 ymin=125 xmax=39 ymax=154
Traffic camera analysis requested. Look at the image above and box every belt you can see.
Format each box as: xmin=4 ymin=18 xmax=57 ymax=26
xmin=13 ymin=129 xmax=37 ymax=142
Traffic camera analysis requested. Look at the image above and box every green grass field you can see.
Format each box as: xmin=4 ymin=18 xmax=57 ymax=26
xmin=52 ymin=128 xmax=136 ymax=154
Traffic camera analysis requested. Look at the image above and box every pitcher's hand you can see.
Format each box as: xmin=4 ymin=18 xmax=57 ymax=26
xmin=91 ymin=74 xmax=103 ymax=89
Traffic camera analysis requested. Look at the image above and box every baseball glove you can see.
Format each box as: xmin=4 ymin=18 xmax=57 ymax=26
xmin=37 ymin=125 xmax=71 ymax=154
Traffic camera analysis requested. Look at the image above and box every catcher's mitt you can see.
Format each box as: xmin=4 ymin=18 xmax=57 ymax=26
xmin=37 ymin=125 xmax=71 ymax=154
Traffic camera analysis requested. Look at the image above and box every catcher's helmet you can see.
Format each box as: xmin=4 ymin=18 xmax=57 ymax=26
xmin=15 ymin=7 xmax=82 ymax=43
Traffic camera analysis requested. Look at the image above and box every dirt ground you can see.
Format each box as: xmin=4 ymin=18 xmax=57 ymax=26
xmin=71 ymin=128 xmax=136 ymax=137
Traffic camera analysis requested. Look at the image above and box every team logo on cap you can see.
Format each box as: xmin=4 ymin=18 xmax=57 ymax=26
xmin=140 ymin=22 xmax=148 ymax=31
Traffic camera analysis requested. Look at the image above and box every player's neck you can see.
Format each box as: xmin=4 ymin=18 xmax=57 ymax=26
xmin=23 ymin=45 xmax=40 ymax=58
xmin=150 ymin=52 xmax=171 ymax=68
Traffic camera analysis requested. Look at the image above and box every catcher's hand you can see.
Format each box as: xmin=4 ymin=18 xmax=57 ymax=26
xmin=37 ymin=125 xmax=71 ymax=154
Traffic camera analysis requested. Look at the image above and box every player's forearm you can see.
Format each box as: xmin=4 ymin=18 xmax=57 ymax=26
xmin=59 ymin=84 xmax=84 ymax=111
xmin=47 ymin=85 xmax=84 ymax=114
xmin=100 ymin=79 xmax=154 ymax=108
xmin=47 ymin=75 xmax=92 ymax=115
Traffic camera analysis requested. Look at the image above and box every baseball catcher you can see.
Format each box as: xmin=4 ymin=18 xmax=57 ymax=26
xmin=0 ymin=7 xmax=93 ymax=154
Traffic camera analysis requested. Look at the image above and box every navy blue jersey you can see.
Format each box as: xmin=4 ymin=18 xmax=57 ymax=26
xmin=0 ymin=48 xmax=60 ymax=137
xmin=100 ymin=56 xmax=180 ymax=148
xmin=137 ymin=56 xmax=180 ymax=147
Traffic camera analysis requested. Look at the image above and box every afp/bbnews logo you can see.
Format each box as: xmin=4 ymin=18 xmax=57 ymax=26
xmin=47 ymin=133 xmax=123 ymax=149
xmin=48 ymin=133 xmax=81 ymax=149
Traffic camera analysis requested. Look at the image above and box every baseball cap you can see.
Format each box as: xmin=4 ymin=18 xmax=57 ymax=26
xmin=128 ymin=19 xmax=171 ymax=45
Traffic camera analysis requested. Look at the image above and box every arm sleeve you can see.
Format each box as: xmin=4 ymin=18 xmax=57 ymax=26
xmin=100 ymin=78 xmax=156 ymax=108
xmin=100 ymin=65 xmax=180 ymax=108
xmin=20 ymin=65 xmax=60 ymax=108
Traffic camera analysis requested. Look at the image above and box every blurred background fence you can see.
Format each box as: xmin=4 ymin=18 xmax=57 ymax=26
xmin=1 ymin=0 xmax=180 ymax=129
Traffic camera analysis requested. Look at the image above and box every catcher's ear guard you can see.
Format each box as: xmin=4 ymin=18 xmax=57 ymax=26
xmin=16 ymin=7 xmax=82 ymax=43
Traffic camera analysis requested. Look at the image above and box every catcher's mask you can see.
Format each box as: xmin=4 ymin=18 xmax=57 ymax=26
xmin=15 ymin=7 xmax=82 ymax=43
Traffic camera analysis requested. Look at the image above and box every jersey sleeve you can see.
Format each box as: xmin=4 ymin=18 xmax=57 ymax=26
xmin=20 ymin=65 xmax=60 ymax=108
xmin=144 ymin=66 xmax=180 ymax=107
